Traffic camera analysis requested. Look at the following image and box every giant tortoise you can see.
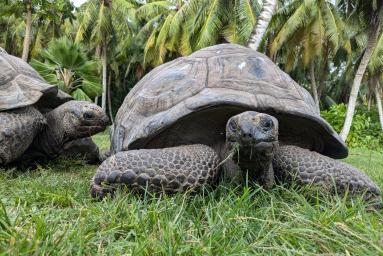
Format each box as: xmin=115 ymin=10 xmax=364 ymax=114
xmin=0 ymin=48 xmax=110 ymax=166
xmin=91 ymin=44 xmax=380 ymax=204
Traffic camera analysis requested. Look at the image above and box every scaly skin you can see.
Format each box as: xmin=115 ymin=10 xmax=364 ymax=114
xmin=91 ymin=144 xmax=220 ymax=198
xmin=273 ymin=145 xmax=381 ymax=202
xmin=0 ymin=107 xmax=45 ymax=165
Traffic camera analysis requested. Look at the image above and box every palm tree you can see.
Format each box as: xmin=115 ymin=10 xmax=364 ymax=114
xmin=0 ymin=11 xmax=24 ymax=55
xmin=339 ymin=0 xmax=383 ymax=141
xmin=21 ymin=0 xmax=33 ymax=61
xmin=248 ymin=0 xmax=277 ymax=50
xmin=1 ymin=0 xmax=75 ymax=60
xmin=0 ymin=0 xmax=28 ymax=57
xmin=366 ymin=32 xmax=383 ymax=130
xmin=268 ymin=0 xmax=350 ymax=111
xmin=75 ymin=0 xmax=136 ymax=113
xmin=136 ymin=0 xmax=259 ymax=67
xmin=30 ymin=37 xmax=102 ymax=101
xmin=375 ymin=80 xmax=383 ymax=130
xmin=30 ymin=0 xmax=75 ymax=58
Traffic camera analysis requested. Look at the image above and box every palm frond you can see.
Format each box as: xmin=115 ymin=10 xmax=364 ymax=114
xmin=136 ymin=1 xmax=171 ymax=20
xmin=321 ymin=2 xmax=340 ymax=53
xmin=270 ymin=2 xmax=308 ymax=57
xmin=156 ymin=13 xmax=175 ymax=64
xmin=196 ymin=0 xmax=224 ymax=49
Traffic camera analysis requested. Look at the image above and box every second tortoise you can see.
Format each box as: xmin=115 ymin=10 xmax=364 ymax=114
xmin=0 ymin=49 xmax=109 ymax=166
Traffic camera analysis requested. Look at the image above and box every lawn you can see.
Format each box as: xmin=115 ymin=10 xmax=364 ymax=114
xmin=1 ymin=133 xmax=382 ymax=255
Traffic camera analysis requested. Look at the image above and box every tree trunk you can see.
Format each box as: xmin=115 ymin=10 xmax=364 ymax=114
xmin=318 ymin=49 xmax=329 ymax=101
xmin=309 ymin=62 xmax=320 ymax=112
xmin=101 ymin=43 xmax=107 ymax=112
xmin=107 ymin=70 xmax=114 ymax=123
xmin=21 ymin=1 xmax=32 ymax=61
xmin=339 ymin=21 xmax=381 ymax=141
xmin=247 ymin=0 xmax=277 ymax=50
xmin=95 ymin=44 xmax=101 ymax=58
xmin=367 ymin=93 xmax=372 ymax=111
xmin=375 ymin=84 xmax=383 ymax=131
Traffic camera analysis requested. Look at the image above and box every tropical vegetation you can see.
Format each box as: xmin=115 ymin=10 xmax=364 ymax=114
xmin=30 ymin=37 xmax=102 ymax=101
xmin=0 ymin=0 xmax=382 ymax=144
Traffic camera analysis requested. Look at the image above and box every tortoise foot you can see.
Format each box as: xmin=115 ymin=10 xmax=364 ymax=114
xmin=91 ymin=182 xmax=115 ymax=200
xmin=91 ymin=144 xmax=220 ymax=197
xmin=273 ymin=145 xmax=381 ymax=204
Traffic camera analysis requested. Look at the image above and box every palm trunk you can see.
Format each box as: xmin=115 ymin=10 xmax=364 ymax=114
xmin=375 ymin=84 xmax=383 ymax=131
xmin=107 ymin=70 xmax=114 ymax=123
xmin=339 ymin=21 xmax=381 ymax=141
xmin=367 ymin=93 xmax=372 ymax=111
xmin=95 ymin=44 xmax=101 ymax=58
xmin=94 ymin=45 xmax=101 ymax=107
xmin=309 ymin=62 xmax=320 ymax=112
xmin=21 ymin=1 xmax=32 ymax=61
xmin=101 ymin=43 xmax=107 ymax=112
xmin=247 ymin=0 xmax=277 ymax=50
xmin=318 ymin=50 xmax=329 ymax=101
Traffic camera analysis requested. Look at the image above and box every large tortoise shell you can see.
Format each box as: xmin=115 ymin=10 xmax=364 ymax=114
xmin=0 ymin=49 xmax=71 ymax=111
xmin=112 ymin=44 xmax=347 ymax=158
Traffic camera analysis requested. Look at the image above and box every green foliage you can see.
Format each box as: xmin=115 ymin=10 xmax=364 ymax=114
xmin=136 ymin=0 xmax=259 ymax=67
xmin=321 ymin=104 xmax=383 ymax=149
xmin=268 ymin=0 xmax=350 ymax=73
xmin=30 ymin=37 xmax=102 ymax=101
xmin=0 ymin=0 xmax=75 ymax=57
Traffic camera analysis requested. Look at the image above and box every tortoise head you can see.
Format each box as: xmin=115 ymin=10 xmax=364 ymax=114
xmin=56 ymin=101 xmax=110 ymax=140
xmin=226 ymin=111 xmax=278 ymax=185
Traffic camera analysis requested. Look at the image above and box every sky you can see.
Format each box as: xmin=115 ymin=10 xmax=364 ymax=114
xmin=72 ymin=0 xmax=87 ymax=7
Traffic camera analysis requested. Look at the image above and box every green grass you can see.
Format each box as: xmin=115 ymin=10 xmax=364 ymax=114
xmin=1 ymin=133 xmax=383 ymax=255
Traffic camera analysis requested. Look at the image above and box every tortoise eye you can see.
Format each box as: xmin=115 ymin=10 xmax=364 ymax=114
xmin=83 ymin=112 xmax=94 ymax=119
xmin=262 ymin=118 xmax=273 ymax=130
xmin=228 ymin=120 xmax=237 ymax=131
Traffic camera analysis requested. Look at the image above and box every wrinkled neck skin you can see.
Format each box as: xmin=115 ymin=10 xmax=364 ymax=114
xmin=31 ymin=108 xmax=70 ymax=159
xmin=226 ymin=142 xmax=278 ymax=187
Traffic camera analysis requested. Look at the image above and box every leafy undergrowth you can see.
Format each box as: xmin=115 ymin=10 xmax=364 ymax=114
xmin=0 ymin=134 xmax=383 ymax=255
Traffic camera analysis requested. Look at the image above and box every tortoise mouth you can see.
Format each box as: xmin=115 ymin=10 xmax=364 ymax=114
xmin=77 ymin=126 xmax=107 ymax=136
xmin=241 ymin=141 xmax=278 ymax=156
xmin=253 ymin=141 xmax=276 ymax=152
xmin=227 ymin=139 xmax=278 ymax=159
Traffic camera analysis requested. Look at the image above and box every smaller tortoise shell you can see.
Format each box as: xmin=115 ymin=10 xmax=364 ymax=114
xmin=0 ymin=49 xmax=71 ymax=111
xmin=112 ymin=44 xmax=347 ymax=159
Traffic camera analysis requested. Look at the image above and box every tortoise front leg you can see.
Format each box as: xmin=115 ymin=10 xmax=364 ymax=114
xmin=91 ymin=144 xmax=220 ymax=199
xmin=272 ymin=145 xmax=381 ymax=204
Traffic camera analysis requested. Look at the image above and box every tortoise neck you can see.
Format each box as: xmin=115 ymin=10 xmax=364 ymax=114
xmin=32 ymin=109 xmax=68 ymax=159
xmin=227 ymin=142 xmax=276 ymax=187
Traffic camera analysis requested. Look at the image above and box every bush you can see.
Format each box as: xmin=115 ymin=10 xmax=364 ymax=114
xmin=321 ymin=104 xmax=383 ymax=150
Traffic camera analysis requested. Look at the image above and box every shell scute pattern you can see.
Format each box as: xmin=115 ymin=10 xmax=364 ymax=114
xmin=0 ymin=51 xmax=72 ymax=111
xmin=130 ymin=58 xmax=207 ymax=116
xmin=0 ymin=54 xmax=16 ymax=85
